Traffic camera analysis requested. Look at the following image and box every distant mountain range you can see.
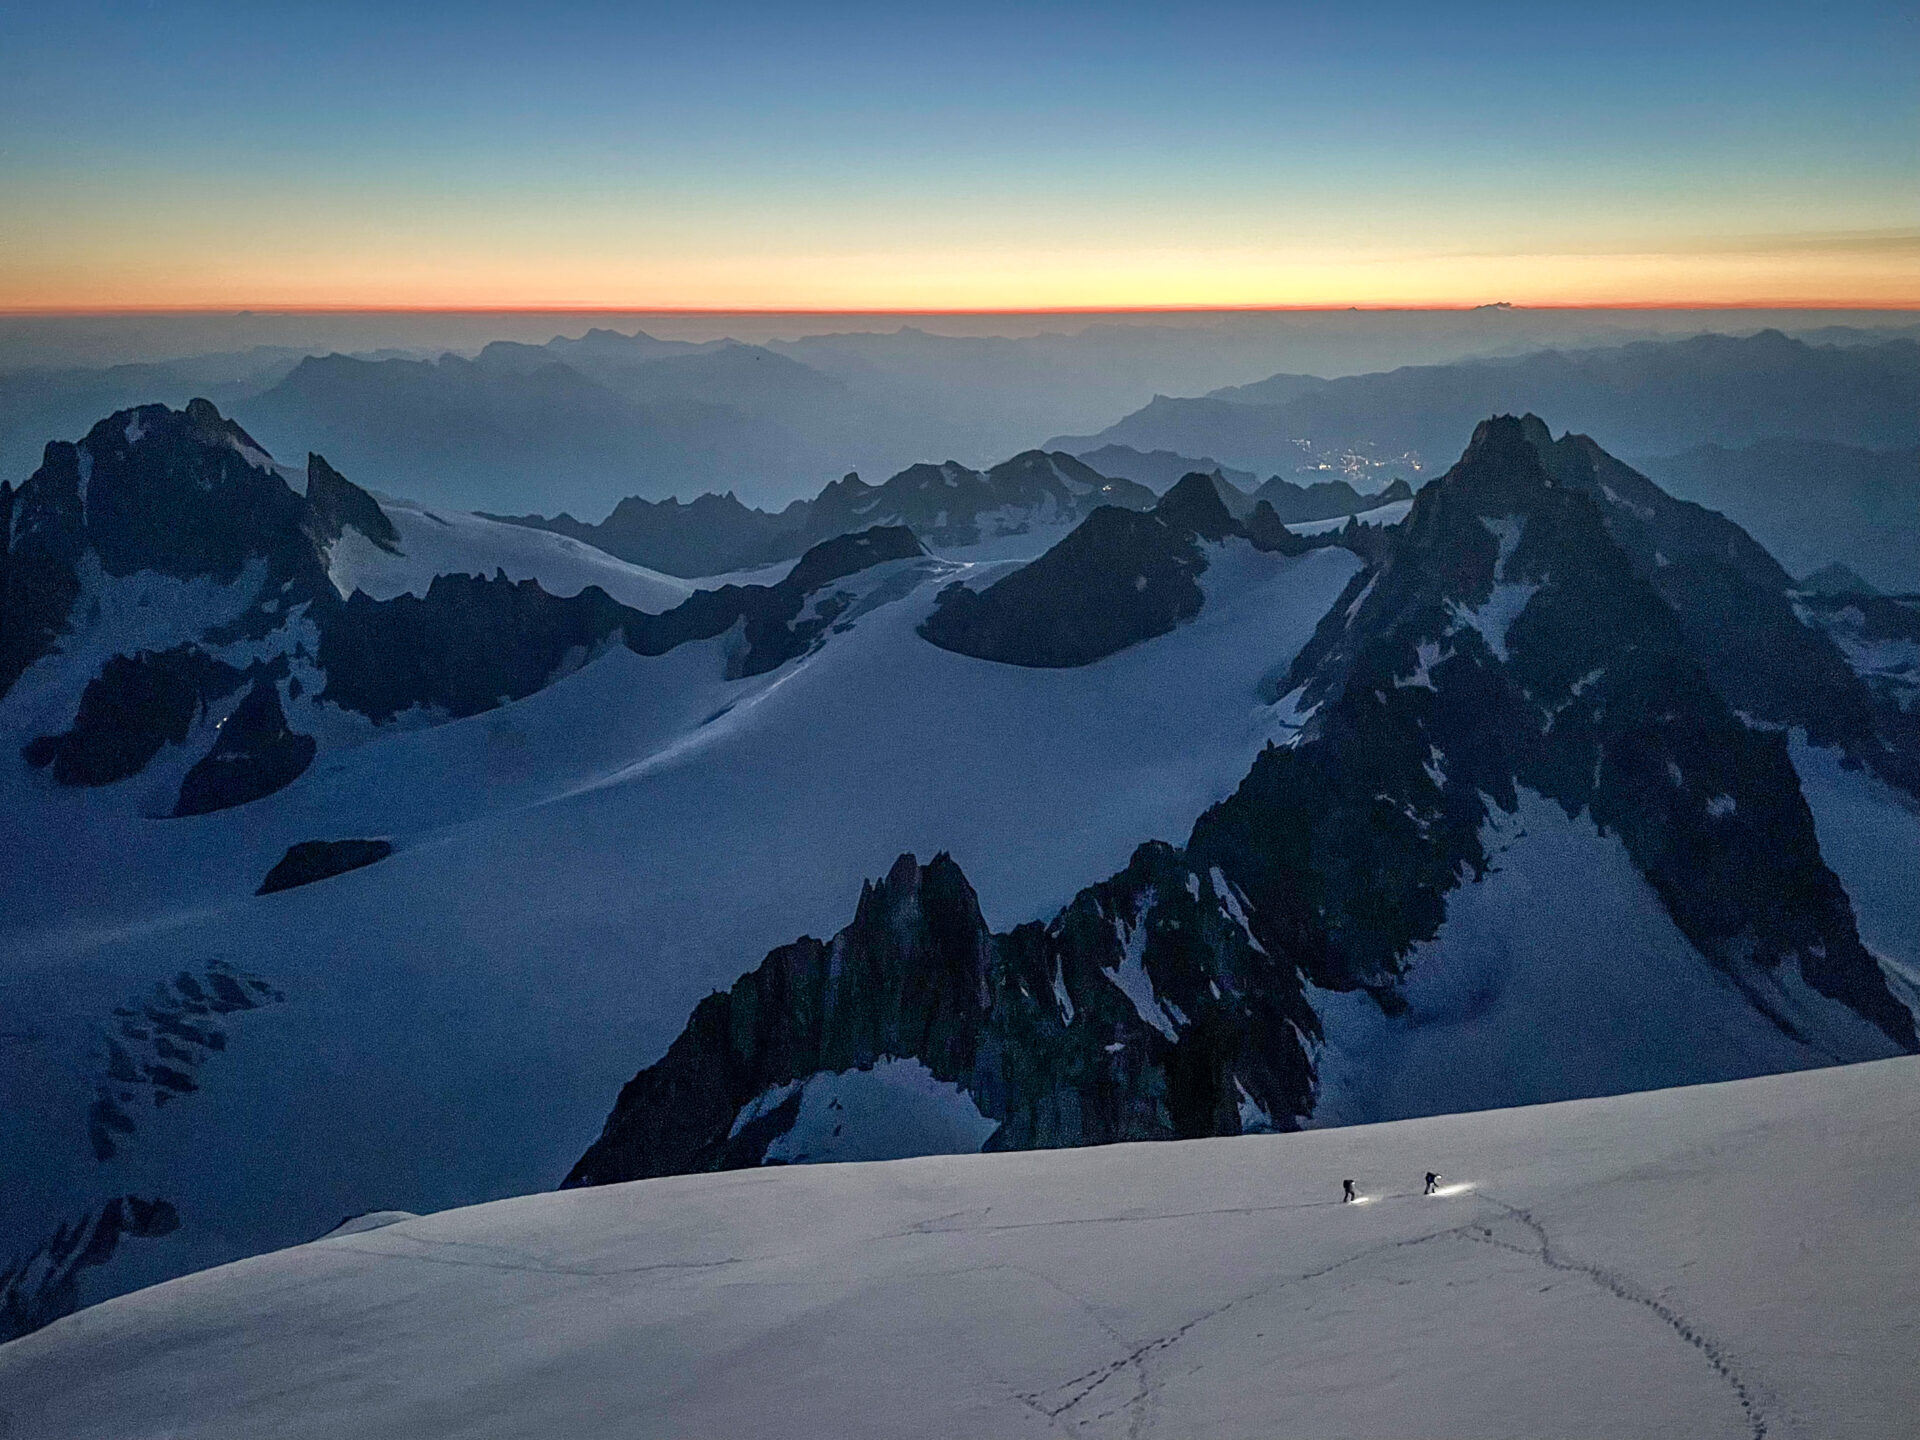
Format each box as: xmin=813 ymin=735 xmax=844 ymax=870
xmin=228 ymin=341 xmax=894 ymax=517
xmin=1636 ymin=438 xmax=1920 ymax=594
xmin=483 ymin=452 xmax=1162 ymax=578
xmin=1050 ymin=331 xmax=1920 ymax=481
xmin=10 ymin=322 xmax=1914 ymax=529
xmin=488 ymin=452 xmax=1414 ymax=579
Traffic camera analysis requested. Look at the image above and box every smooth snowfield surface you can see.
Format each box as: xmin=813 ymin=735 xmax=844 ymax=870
xmin=325 ymin=494 xmax=693 ymax=611
xmin=0 ymin=541 xmax=1361 ymax=1302
xmin=8 ymin=1058 xmax=1918 ymax=1440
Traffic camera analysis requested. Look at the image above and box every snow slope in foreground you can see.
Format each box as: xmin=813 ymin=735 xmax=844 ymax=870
xmin=7 ymin=1056 xmax=1916 ymax=1440
xmin=0 ymin=541 xmax=1361 ymax=1305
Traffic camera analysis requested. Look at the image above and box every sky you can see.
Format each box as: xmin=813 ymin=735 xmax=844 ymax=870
xmin=1 ymin=1 xmax=1915 ymax=311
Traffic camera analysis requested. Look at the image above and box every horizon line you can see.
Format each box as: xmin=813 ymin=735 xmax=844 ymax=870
xmin=5 ymin=300 xmax=1919 ymax=319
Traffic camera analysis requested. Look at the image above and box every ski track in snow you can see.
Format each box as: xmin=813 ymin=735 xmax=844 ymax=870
xmin=1015 ymin=1189 xmax=1770 ymax=1440
xmin=10 ymin=1057 xmax=1911 ymax=1439
xmin=1465 ymin=1195 xmax=1771 ymax=1440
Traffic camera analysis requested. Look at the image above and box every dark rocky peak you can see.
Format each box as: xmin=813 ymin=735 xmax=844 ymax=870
xmin=1799 ymin=562 xmax=1880 ymax=598
xmin=989 ymin=448 xmax=1096 ymax=492
xmin=303 ymin=453 xmax=399 ymax=554
xmin=1 ymin=399 xmax=382 ymax=699
xmin=1250 ymin=473 xmax=1413 ymax=526
xmin=173 ymin=676 xmax=316 ymax=817
xmin=1153 ymin=471 xmax=1240 ymax=541
xmin=313 ymin=570 xmax=643 ymax=724
xmin=986 ymin=449 xmax=1155 ymax=510
xmin=921 ymin=470 xmax=1326 ymax=669
xmin=1528 ymin=424 xmax=1792 ymax=595
xmin=65 ymin=400 xmax=308 ymax=585
xmin=1517 ymin=420 xmax=1904 ymax=787
xmin=779 ymin=525 xmax=926 ymax=597
xmin=316 ymin=524 xmax=925 ymax=724
xmin=1231 ymin=416 xmax=1915 ymax=1047
xmin=481 ymin=488 xmax=807 ymax=580
xmin=23 ymin=646 xmax=256 ymax=788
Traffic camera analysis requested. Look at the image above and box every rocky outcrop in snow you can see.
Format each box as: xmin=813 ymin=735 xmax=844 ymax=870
xmin=918 ymin=472 xmax=1327 ymax=667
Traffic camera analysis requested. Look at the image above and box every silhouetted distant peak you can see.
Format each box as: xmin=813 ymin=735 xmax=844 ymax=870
xmin=1153 ymin=472 xmax=1238 ymax=539
xmin=1799 ymin=562 xmax=1880 ymax=597
xmin=782 ymin=525 xmax=926 ymax=595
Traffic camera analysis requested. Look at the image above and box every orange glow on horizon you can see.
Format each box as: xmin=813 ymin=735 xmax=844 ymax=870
xmin=7 ymin=228 xmax=1912 ymax=318
xmin=4 ymin=299 xmax=1916 ymax=317
xmin=6 ymin=237 xmax=1916 ymax=316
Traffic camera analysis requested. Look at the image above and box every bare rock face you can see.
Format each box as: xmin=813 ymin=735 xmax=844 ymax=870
xmin=920 ymin=472 xmax=1322 ymax=668
xmin=303 ymin=452 xmax=399 ymax=553
xmin=174 ymin=678 xmax=317 ymax=817
xmin=566 ymin=846 xmax=1313 ymax=1186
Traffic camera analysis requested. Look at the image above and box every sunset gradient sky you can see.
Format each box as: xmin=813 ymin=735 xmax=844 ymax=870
xmin=2 ymin=0 xmax=1915 ymax=311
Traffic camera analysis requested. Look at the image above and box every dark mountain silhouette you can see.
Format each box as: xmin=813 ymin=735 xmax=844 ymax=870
xmin=1799 ymin=562 xmax=1880 ymax=597
xmin=1073 ymin=444 xmax=1259 ymax=492
xmin=489 ymin=449 xmax=1154 ymax=577
xmin=1254 ymin=474 xmax=1413 ymax=523
xmin=919 ymin=474 xmax=1328 ymax=667
xmin=483 ymin=490 xmax=809 ymax=579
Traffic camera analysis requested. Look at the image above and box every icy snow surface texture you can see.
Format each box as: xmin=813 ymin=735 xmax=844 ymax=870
xmin=6 ymin=1057 xmax=1917 ymax=1439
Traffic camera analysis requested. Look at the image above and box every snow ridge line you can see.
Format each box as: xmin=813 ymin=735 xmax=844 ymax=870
xmin=1469 ymin=1194 xmax=1770 ymax=1440
xmin=325 ymin=1234 xmax=742 ymax=1280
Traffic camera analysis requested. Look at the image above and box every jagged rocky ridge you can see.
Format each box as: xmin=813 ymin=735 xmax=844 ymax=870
xmin=569 ymin=416 xmax=1916 ymax=1186
xmin=2 ymin=399 xmax=927 ymax=816
xmin=487 ymin=449 xmax=1155 ymax=577
xmin=568 ymin=846 xmax=1313 ymax=1183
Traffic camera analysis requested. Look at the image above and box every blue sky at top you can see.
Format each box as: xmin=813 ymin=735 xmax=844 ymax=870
xmin=1 ymin=0 xmax=1913 ymax=306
